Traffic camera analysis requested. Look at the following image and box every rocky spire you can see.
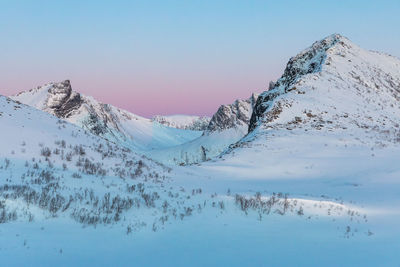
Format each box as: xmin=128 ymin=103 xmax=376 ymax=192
xmin=45 ymin=80 xmax=83 ymax=118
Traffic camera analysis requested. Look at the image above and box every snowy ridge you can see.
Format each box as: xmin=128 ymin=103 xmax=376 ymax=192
xmin=12 ymin=81 xmax=202 ymax=151
xmin=147 ymin=93 xmax=259 ymax=165
xmin=249 ymin=33 xmax=400 ymax=133
xmin=219 ymin=34 xmax=400 ymax=172
xmin=151 ymin=114 xmax=210 ymax=131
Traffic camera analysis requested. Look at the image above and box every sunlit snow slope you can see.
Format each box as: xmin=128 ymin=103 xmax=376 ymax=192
xmin=11 ymin=81 xmax=201 ymax=151
xmin=214 ymin=34 xmax=400 ymax=176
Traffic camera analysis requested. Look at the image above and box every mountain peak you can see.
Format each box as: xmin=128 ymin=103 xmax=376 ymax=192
xmin=248 ymin=33 xmax=400 ymax=134
xmin=46 ymin=80 xmax=73 ymax=104
xmin=48 ymin=80 xmax=72 ymax=94
xmin=272 ymin=34 xmax=353 ymax=91
xmin=319 ymin=33 xmax=347 ymax=45
xmin=43 ymin=80 xmax=82 ymax=116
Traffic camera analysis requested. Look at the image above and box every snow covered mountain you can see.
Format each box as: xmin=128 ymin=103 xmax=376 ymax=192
xmin=147 ymin=93 xmax=259 ymax=165
xmin=0 ymin=94 xmax=221 ymax=235
xmin=249 ymin=33 xmax=400 ymax=135
xmin=151 ymin=114 xmax=210 ymax=131
xmin=11 ymin=81 xmax=201 ymax=150
xmin=218 ymin=34 xmax=400 ymax=172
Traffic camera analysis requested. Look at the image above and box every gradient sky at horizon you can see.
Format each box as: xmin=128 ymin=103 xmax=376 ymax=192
xmin=1 ymin=0 xmax=399 ymax=117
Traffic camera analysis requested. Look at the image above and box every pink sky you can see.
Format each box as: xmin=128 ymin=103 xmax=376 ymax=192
xmin=2 ymin=1 xmax=399 ymax=117
xmin=2 ymin=63 xmax=280 ymax=118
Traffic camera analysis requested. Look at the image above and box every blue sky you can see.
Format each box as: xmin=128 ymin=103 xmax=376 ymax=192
xmin=1 ymin=0 xmax=399 ymax=116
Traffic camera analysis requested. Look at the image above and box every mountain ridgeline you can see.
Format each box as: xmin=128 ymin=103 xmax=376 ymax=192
xmin=248 ymin=34 xmax=400 ymax=134
xmin=9 ymin=34 xmax=400 ymax=165
xmin=233 ymin=33 xmax=400 ymax=162
xmin=12 ymin=81 xmax=203 ymax=151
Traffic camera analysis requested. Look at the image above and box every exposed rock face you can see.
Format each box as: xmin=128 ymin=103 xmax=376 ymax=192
xmin=45 ymin=80 xmax=83 ymax=118
xmin=249 ymin=34 xmax=352 ymax=132
xmin=207 ymin=93 xmax=259 ymax=132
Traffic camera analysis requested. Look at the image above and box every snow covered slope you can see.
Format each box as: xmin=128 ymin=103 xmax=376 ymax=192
xmin=217 ymin=34 xmax=400 ymax=172
xmin=11 ymin=81 xmax=202 ymax=151
xmin=147 ymin=93 xmax=259 ymax=165
xmin=0 ymin=94 xmax=215 ymax=235
xmin=151 ymin=114 xmax=210 ymax=130
xmin=249 ymin=33 xmax=400 ymax=134
xmin=2 ymin=93 xmax=377 ymax=267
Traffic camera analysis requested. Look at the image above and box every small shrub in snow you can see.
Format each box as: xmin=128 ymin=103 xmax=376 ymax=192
xmin=4 ymin=158 xmax=10 ymax=169
xmin=72 ymin=173 xmax=82 ymax=179
xmin=40 ymin=147 xmax=51 ymax=157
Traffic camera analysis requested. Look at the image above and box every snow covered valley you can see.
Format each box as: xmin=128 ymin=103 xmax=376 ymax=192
xmin=1 ymin=34 xmax=400 ymax=266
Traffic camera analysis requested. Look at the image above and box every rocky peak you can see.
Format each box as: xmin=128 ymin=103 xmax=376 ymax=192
xmin=44 ymin=80 xmax=83 ymax=118
xmin=274 ymin=34 xmax=349 ymax=91
xmin=47 ymin=80 xmax=72 ymax=95
xmin=206 ymin=93 xmax=259 ymax=132
xmin=249 ymin=34 xmax=352 ymax=132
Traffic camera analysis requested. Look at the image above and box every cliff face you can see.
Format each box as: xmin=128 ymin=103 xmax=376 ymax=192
xmin=13 ymin=80 xmax=83 ymax=118
xmin=44 ymin=80 xmax=83 ymax=118
xmin=207 ymin=93 xmax=258 ymax=132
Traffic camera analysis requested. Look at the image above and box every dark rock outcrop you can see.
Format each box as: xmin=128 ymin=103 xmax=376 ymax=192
xmin=207 ymin=93 xmax=258 ymax=132
xmin=47 ymin=80 xmax=83 ymax=118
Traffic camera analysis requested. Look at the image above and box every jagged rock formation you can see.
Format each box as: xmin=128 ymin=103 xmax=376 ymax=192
xmin=207 ymin=93 xmax=258 ymax=132
xmin=12 ymin=81 xmax=202 ymax=150
xmin=43 ymin=80 xmax=83 ymax=117
xmin=151 ymin=115 xmax=210 ymax=131
xmin=13 ymin=80 xmax=83 ymax=118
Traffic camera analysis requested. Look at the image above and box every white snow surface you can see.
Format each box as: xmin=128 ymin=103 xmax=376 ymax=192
xmin=147 ymin=126 xmax=247 ymax=165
